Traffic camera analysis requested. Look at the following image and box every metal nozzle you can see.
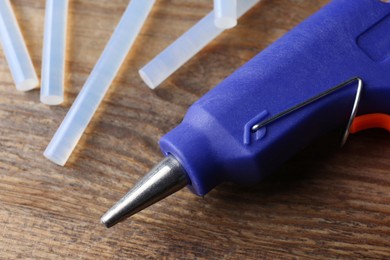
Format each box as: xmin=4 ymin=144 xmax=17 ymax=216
xmin=101 ymin=155 xmax=189 ymax=228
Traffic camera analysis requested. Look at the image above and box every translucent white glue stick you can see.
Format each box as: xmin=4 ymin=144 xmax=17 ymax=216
xmin=0 ymin=0 xmax=39 ymax=91
xmin=44 ymin=0 xmax=156 ymax=166
xmin=139 ymin=0 xmax=259 ymax=89
xmin=214 ymin=0 xmax=238 ymax=29
xmin=40 ymin=0 xmax=69 ymax=105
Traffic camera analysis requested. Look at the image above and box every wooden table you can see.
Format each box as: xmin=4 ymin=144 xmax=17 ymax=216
xmin=1 ymin=0 xmax=389 ymax=258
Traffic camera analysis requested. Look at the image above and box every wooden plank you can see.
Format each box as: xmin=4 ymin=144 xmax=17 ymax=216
xmin=0 ymin=0 xmax=389 ymax=258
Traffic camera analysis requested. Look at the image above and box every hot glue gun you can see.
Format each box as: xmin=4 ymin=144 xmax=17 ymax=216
xmin=101 ymin=0 xmax=390 ymax=227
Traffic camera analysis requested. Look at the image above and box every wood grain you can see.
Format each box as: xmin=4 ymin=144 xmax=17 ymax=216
xmin=0 ymin=0 xmax=389 ymax=259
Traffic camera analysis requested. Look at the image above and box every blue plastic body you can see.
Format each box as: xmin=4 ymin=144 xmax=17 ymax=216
xmin=160 ymin=0 xmax=390 ymax=196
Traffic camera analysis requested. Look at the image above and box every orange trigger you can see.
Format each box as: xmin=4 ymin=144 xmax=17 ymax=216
xmin=350 ymin=113 xmax=390 ymax=134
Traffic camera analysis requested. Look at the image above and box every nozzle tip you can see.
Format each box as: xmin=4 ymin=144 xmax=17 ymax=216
xmin=100 ymin=156 xmax=189 ymax=228
xmin=100 ymin=212 xmax=117 ymax=228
